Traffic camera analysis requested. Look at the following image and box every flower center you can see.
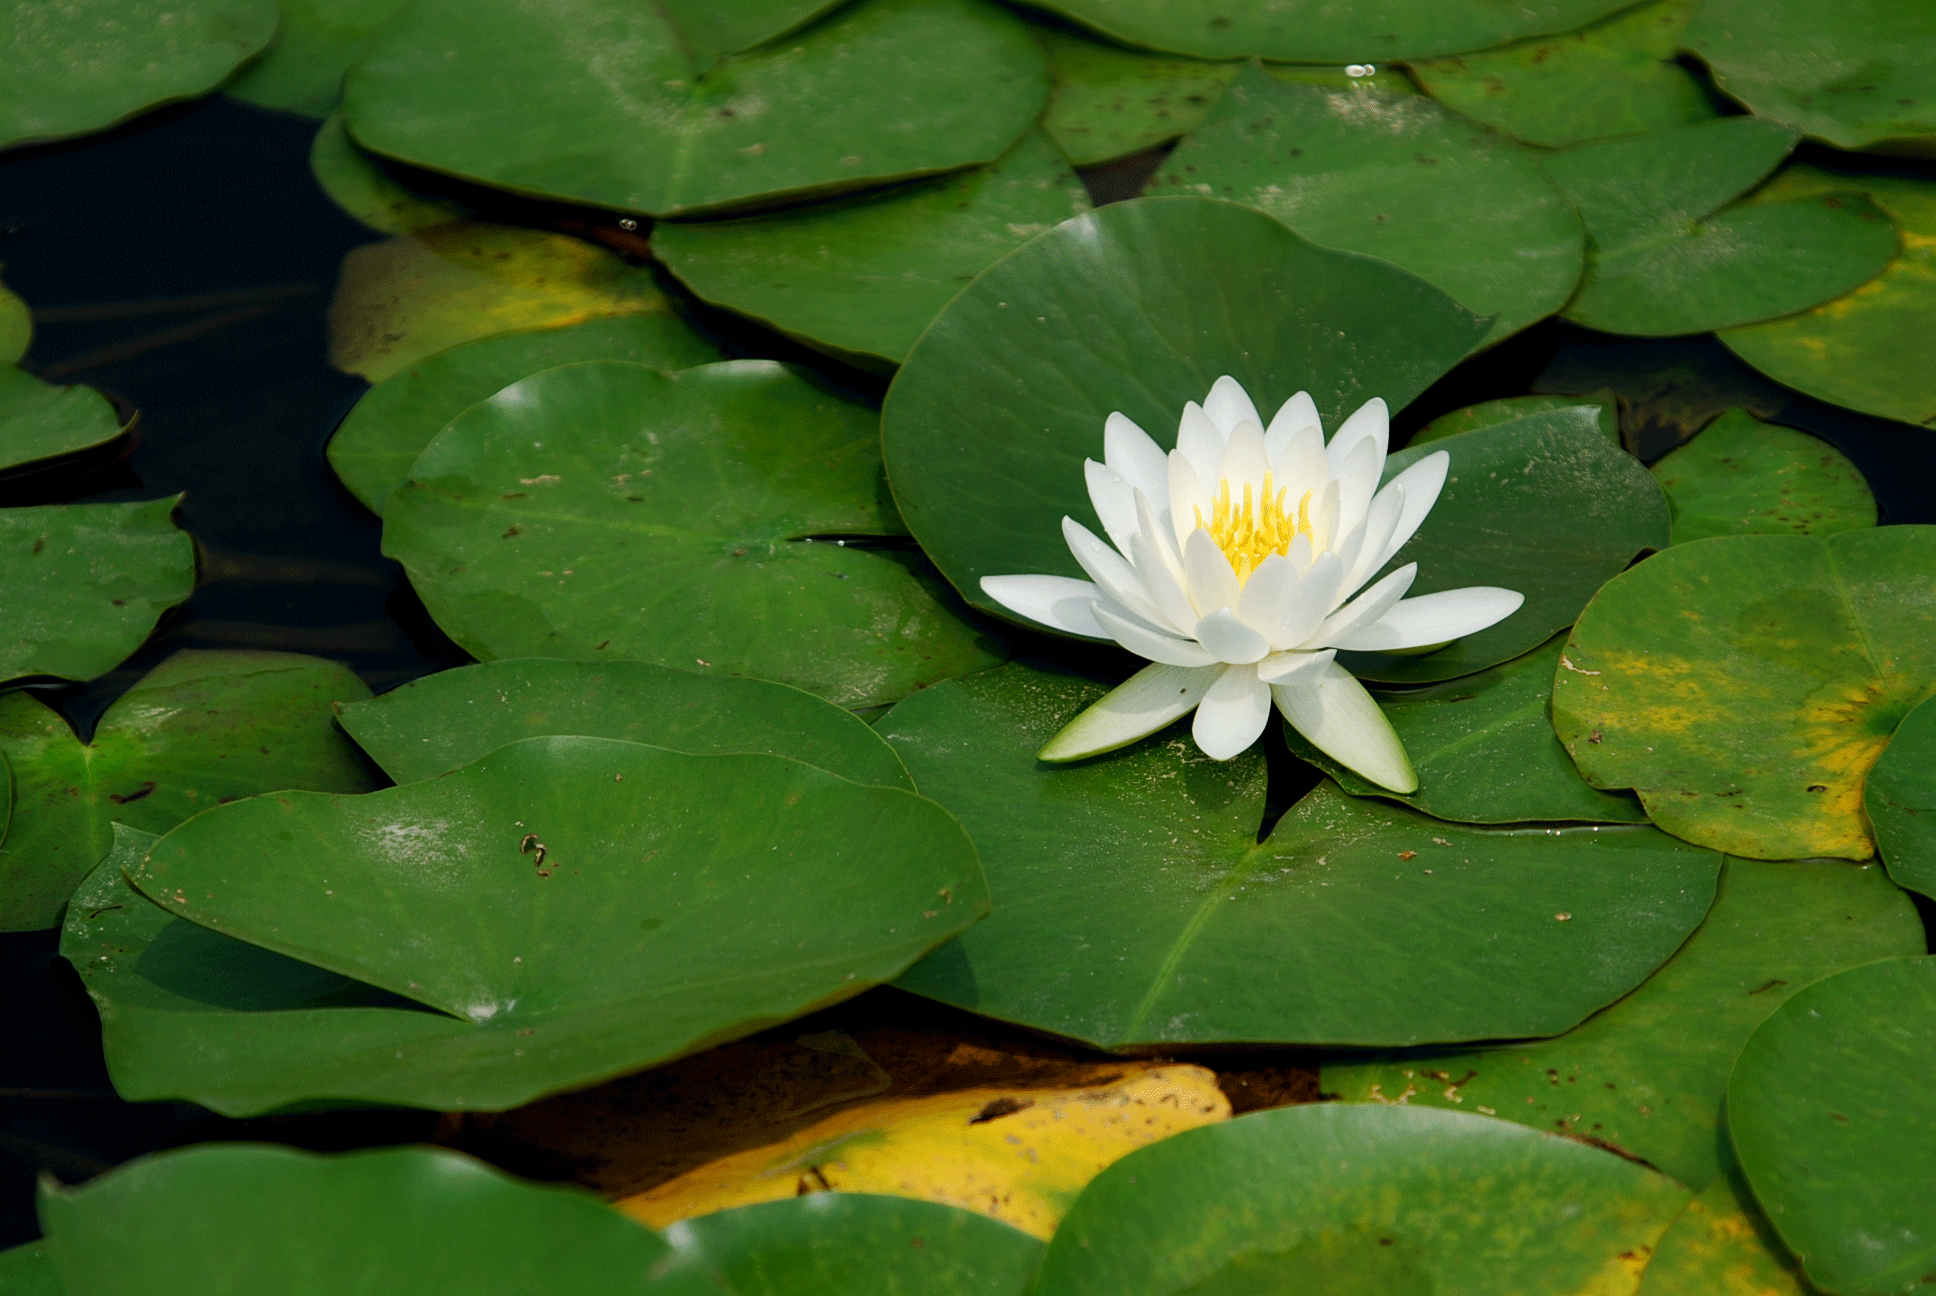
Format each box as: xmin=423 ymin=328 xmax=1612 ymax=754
xmin=1195 ymin=472 xmax=1312 ymax=585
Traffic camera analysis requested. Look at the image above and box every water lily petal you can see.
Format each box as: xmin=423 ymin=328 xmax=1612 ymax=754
xmin=1367 ymin=450 xmax=1449 ymax=573
xmin=1273 ymin=550 xmax=1345 ymax=648
xmin=1095 ymin=603 xmax=1220 ymax=666
xmin=1084 ymin=459 xmax=1142 ymax=557
xmin=1331 ymin=435 xmax=1382 ymax=539
xmin=1331 ymin=586 xmax=1526 ymax=652
xmin=1167 ymin=450 xmax=1212 ymax=553
xmin=1134 ymin=488 xmax=1184 ymax=575
xmin=1194 ymin=663 xmax=1272 ymax=759
xmin=1256 ymin=647 xmax=1336 ymax=685
xmin=1194 ymin=606 xmax=1271 ymax=664
xmin=980 ymin=574 xmax=1107 ymax=638
xmin=1183 ymin=527 xmax=1242 ymax=617
xmin=1203 ymin=375 xmax=1262 ymax=440
xmin=1038 ymin=662 xmax=1225 ymax=762
xmin=1265 ymin=390 xmax=1322 ymax=463
xmin=1130 ymin=528 xmax=1198 ymax=635
xmin=1270 ymin=420 xmax=1327 ymax=502
xmin=1307 ymin=562 xmax=1419 ymax=648
xmin=1104 ymin=411 xmax=1169 ymax=505
xmin=1235 ymin=550 xmax=1299 ymax=636
xmin=1338 ymin=482 xmax=1405 ymax=600
xmin=1309 ymin=477 xmax=1340 ymax=553
xmin=1177 ymin=401 xmax=1225 ymax=490
xmin=1217 ymin=418 xmax=1270 ymax=495
xmin=1287 ymin=532 xmax=1314 ymax=573
xmin=1062 ymin=517 xmax=1167 ymax=629
xmin=1272 ymin=661 xmax=1418 ymax=793
xmin=1325 ymin=396 xmax=1389 ymax=477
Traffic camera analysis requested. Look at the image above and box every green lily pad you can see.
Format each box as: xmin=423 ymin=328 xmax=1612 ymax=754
xmin=342 ymin=0 xmax=1048 ymax=217
xmin=883 ymin=663 xmax=1719 ymax=1050
xmin=0 ymin=1243 xmax=57 ymax=1296
xmin=1636 ymin=1162 xmax=1816 ymax=1296
xmin=224 ymin=0 xmax=406 ymax=117
xmin=0 ymin=0 xmax=278 ymax=150
xmin=0 ymin=366 xmax=129 ymax=474
xmin=1038 ymin=28 xmax=1237 ymax=167
xmin=1410 ymin=0 xmax=1718 ymax=149
xmin=1019 ymin=0 xmax=1637 ymax=64
xmin=0 ymin=650 xmax=376 ymax=932
xmin=327 ymin=220 xmax=677 ymax=382
xmin=1684 ymin=0 xmax=1936 ymax=157
xmin=1145 ymin=65 xmax=1584 ymax=347
xmin=327 ymin=314 xmax=722 ymax=515
xmin=2 ymin=497 xmax=195 ymax=688
xmin=656 ymin=1194 xmax=1044 ymax=1294
xmin=1286 ymin=636 xmax=1649 ymax=824
xmin=1721 ymin=168 xmax=1936 ymax=430
xmin=881 ymin=196 xmax=1490 ymax=624
xmin=1729 ymin=956 xmax=1936 ymax=1296
xmin=1554 ymin=527 xmax=1936 ymax=862
xmin=1651 ymin=408 xmax=1875 ymax=546
xmin=336 ymin=657 xmax=912 ymax=790
xmin=309 ymin=111 xmax=471 ymax=235
xmin=37 ymin=1142 xmax=713 ymax=1296
xmin=1323 ymin=855 xmax=1921 ymax=1188
xmin=1411 ymin=393 xmax=1620 ymax=448
xmin=656 ymin=0 xmax=849 ymax=68
xmin=1865 ymin=691 xmax=1936 ymax=901
xmin=1540 ymin=118 xmax=1901 ymax=336
xmin=1 ymin=272 xmax=29 ymax=362
xmin=652 ymin=129 xmax=1090 ymax=371
xmin=384 ymin=359 xmax=1006 ymax=710
xmin=85 ymin=735 xmax=984 ymax=1112
xmin=1032 ymin=1103 xmax=1690 ymax=1295
xmin=1340 ymin=404 xmax=1670 ymax=685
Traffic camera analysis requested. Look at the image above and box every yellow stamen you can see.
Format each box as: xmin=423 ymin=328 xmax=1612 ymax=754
xmin=1193 ymin=472 xmax=1313 ymax=585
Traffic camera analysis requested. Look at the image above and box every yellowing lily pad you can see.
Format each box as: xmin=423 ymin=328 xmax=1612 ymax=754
xmin=382 ymin=360 xmax=1006 ymax=709
xmin=1541 ymin=118 xmax=1901 ymax=336
xmin=652 ymin=129 xmax=1090 ymax=370
xmin=2 ymin=497 xmax=195 ymax=689
xmin=327 ymin=314 xmax=722 ymax=514
xmin=326 ymin=221 xmax=676 ymax=382
xmin=1322 ymin=856 xmax=1921 ymax=1188
xmin=1146 ymin=65 xmax=1584 ymax=347
xmin=1865 ymin=691 xmax=1936 ymax=900
xmin=1038 ymin=28 xmax=1237 ymax=167
xmin=884 ymin=663 xmax=1719 ymax=1050
xmin=1032 ymin=1103 xmax=1690 ymax=1296
xmin=1636 ymin=1164 xmax=1817 ymax=1296
xmin=0 ymin=0 xmax=278 ymax=150
xmin=1651 ymin=408 xmax=1875 ymax=545
xmin=1410 ymin=0 xmax=1718 ymax=149
xmin=343 ymin=0 xmax=1048 ymax=217
xmin=1721 ymin=168 xmax=1936 ymax=430
xmin=224 ymin=0 xmax=407 ymax=117
xmin=0 ymin=650 xmax=376 ymax=931
xmin=1553 ymin=527 xmax=1936 ymax=861
xmin=619 ymin=1064 xmax=1229 ymax=1240
xmin=1728 ymin=956 xmax=1936 ymax=1296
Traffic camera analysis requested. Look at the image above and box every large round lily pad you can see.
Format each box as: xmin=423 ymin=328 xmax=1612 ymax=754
xmin=383 ymin=359 xmax=1005 ymax=709
xmin=1554 ymin=527 xmax=1936 ymax=861
xmin=1867 ymin=691 xmax=1936 ymax=900
xmin=656 ymin=1194 xmax=1044 ymax=1295
xmin=1651 ymin=408 xmax=1875 ymax=545
xmin=1721 ymin=168 xmax=1936 ymax=430
xmin=881 ymin=196 xmax=1490 ymax=624
xmin=0 ymin=366 xmax=128 ymax=475
xmin=327 ymin=315 xmax=722 ymax=515
xmin=882 ymin=663 xmax=1720 ymax=1050
xmin=0 ymin=0 xmax=278 ymax=150
xmin=336 ymin=657 xmax=912 ymax=789
xmin=0 ymin=650 xmax=376 ymax=932
xmin=1540 ymin=118 xmax=1900 ymax=336
xmin=1323 ymin=856 xmax=1921 ymax=1188
xmin=343 ymin=0 xmax=1048 ymax=217
xmin=78 ymin=736 xmax=985 ymax=1112
xmin=1019 ymin=0 xmax=1637 ymax=64
xmin=1342 ymin=403 xmax=1670 ymax=685
xmin=37 ymin=1142 xmax=713 ymax=1296
xmin=1410 ymin=0 xmax=1717 ymax=149
xmin=224 ymin=0 xmax=407 ymax=117
xmin=1729 ymin=956 xmax=1936 ymax=1296
xmin=1286 ymin=636 xmax=1649 ymax=824
xmin=652 ymin=129 xmax=1090 ymax=370
xmin=2 ymin=497 xmax=195 ymax=688
xmin=1145 ymin=65 xmax=1584 ymax=347
xmin=1032 ymin=1103 xmax=1690 ymax=1296
xmin=1038 ymin=28 xmax=1237 ymax=167
xmin=1684 ymin=0 xmax=1936 ymax=157
xmin=327 ymin=220 xmax=678 ymax=382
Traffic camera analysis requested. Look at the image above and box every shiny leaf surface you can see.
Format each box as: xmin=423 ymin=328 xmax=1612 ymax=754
xmin=1038 ymin=28 xmax=1237 ymax=167
xmin=1651 ymin=408 xmax=1875 ymax=545
xmin=0 ymin=366 xmax=128 ymax=474
xmin=1411 ymin=392 xmax=1620 ymax=447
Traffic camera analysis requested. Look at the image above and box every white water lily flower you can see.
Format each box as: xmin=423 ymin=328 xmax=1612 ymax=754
xmin=980 ymin=376 xmax=1525 ymax=792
